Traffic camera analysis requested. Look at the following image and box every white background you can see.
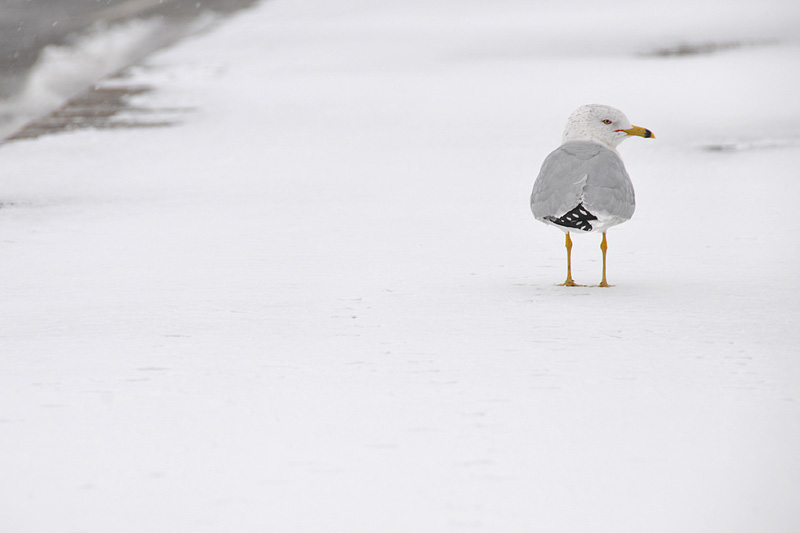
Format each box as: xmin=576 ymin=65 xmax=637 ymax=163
xmin=1 ymin=0 xmax=799 ymax=531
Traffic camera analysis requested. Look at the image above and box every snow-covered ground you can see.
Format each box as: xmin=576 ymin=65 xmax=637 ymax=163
xmin=0 ymin=15 xmax=216 ymax=139
xmin=2 ymin=0 xmax=800 ymax=531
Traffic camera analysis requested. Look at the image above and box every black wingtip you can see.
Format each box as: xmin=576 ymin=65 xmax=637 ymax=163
xmin=544 ymin=203 xmax=597 ymax=232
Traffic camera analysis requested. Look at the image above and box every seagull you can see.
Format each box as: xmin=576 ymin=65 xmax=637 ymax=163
xmin=530 ymin=104 xmax=654 ymax=287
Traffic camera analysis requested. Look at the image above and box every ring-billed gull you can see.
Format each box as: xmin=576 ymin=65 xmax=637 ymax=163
xmin=530 ymin=104 xmax=654 ymax=287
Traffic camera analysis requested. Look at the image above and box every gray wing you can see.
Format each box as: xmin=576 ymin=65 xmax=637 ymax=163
xmin=530 ymin=141 xmax=635 ymax=222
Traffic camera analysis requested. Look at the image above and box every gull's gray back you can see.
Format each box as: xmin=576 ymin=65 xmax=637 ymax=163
xmin=530 ymin=141 xmax=635 ymax=225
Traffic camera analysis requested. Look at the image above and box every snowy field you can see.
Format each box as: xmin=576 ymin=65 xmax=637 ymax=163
xmin=2 ymin=0 xmax=800 ymax=531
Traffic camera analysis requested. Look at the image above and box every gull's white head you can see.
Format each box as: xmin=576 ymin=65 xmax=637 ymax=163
xmin=562 ymin=104 xmax=654 ymax=150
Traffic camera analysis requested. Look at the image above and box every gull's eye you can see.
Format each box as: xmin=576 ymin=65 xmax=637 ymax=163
xmin=602 ymin=119 xmax=613 ymax=125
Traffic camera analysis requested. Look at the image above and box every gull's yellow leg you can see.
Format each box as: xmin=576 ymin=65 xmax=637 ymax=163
xmin=558 ymin=232 xmax=580 ymax=286
xmin=599 ymin=232 xmax=612 ymax=287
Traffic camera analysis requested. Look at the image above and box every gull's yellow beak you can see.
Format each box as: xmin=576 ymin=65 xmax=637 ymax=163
xmin=618 ymin=125 xmax=655 ymax=139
